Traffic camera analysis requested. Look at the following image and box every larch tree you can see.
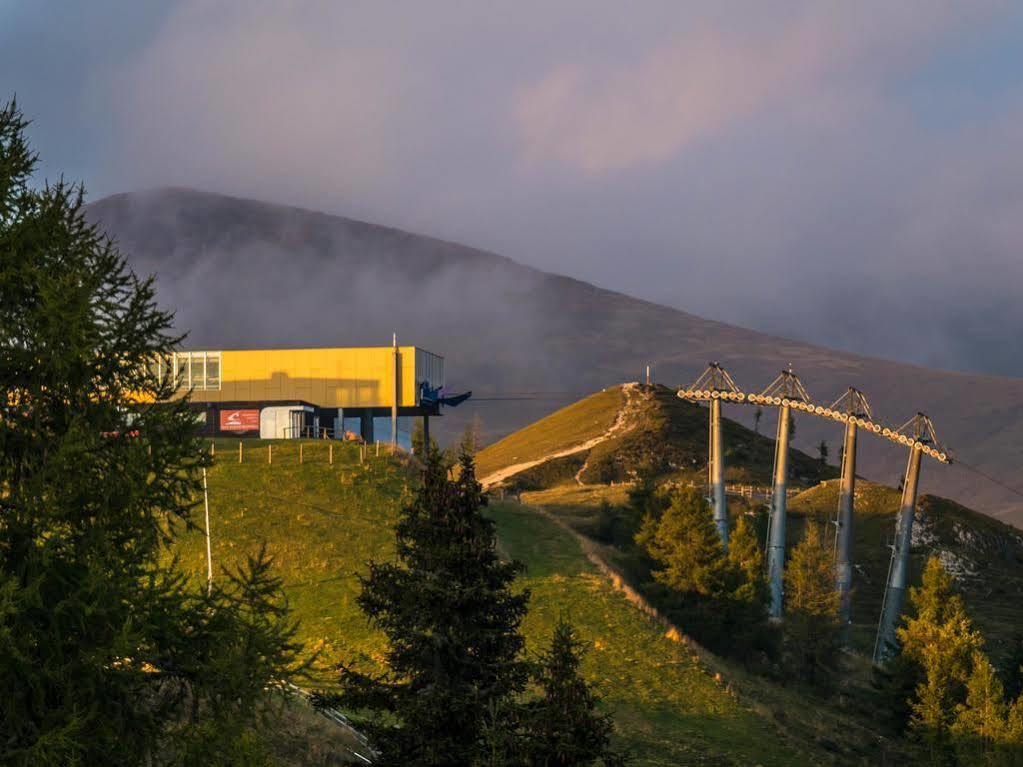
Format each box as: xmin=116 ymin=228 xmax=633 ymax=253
xmin=728 ymin=514 xmax=766 ymax=597
xmin=952 ymin=652 xmax=1012 ymax=765
xmin=897 ymin=556 xmax=983 ymax=757
xmin=0 ymin=100 xmax=302 ymax=766
xmin=783 ymin=518 xmax=841 ymax=686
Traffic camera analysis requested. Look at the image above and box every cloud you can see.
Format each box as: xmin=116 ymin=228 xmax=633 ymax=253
xmin=514 ymin=28 xmax=816 ymax=173
xmin=513 ymin=2 xmax=1008 ymax=174
xmin=109 ymin=2 xmax=407 ymax=207
xmin=8 ymin=0 xmax=1022 ymax=377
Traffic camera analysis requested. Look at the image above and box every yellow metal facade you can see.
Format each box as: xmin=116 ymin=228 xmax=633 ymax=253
xmin=174 ymin=346 xmax=443 ymax=408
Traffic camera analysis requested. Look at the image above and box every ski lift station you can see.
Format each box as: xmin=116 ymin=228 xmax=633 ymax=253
xmin=152 ymin=342 xmax=469 ymax=446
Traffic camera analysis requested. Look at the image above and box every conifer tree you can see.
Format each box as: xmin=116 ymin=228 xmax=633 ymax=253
xmin=626 ymin=471 xmax=663 ymax=524
xmin=952 ymin=652 xmax=1010 ymax=765
xmin=636 ymin=486 xmax=728 ymax=597
xmin=523 ymin=619 xmax=624 ymax=767
xmin=897 ymin=556 xmax=983 ymax=757
xmin=326 ymin=451 xmax=530 ymax=766
xmin=1002 ymin=634 xmax=1023 ymax=701
xmin=0 ymin=100 xmax=301 ymax=765
xmin=783 ymin=518 xmax=840 ymax=685
xmin=636 ymin=490 xmax=770 ymax=656
xmin=728 ymin=514 xmax=765 ymax=596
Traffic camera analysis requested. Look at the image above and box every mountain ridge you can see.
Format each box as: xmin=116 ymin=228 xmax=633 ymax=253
xmin=84 ymin=187 xmax=1023 ymax=524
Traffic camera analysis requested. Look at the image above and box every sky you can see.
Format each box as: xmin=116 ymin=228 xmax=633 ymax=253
xmin=4 ymin=1 xmax=1023 ymax=377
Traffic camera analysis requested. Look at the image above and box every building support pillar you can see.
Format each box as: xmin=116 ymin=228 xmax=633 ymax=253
xmin=767 ymin=403 xmax=792 ymax=619
xmin=359 ymin=411 xmax=375 ymax=444
xmin=835 ymin=419 xmax=858 ymax=623
xmin=709 ymin=397 xmax=728 ymax=550
xmin=874 ymin=445 xmax=924 ymax=663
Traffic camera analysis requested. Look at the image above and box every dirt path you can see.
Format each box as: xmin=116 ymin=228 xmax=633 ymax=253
xmin=480 ymin=382 xmax=642 ymax=489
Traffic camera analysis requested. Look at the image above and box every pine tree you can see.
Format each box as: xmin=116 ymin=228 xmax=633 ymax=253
xmin=326 ymin=451 xmax=531 ymax=766
xmin=636 ymin=486 xmax=729 ymax=597
xmin=0 ymin=101 xmax=301 ymax=765
xmin=523 ymin=619 xmax=625 ymax=766
xmin=783 ymin=518 xmax=840 ymax=686
xmin=897 ymin=556 xmax=983 ymax=758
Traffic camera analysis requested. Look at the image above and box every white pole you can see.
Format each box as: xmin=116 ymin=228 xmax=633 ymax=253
xmin=203 ymin=467 xmax=213 ymax=595
xmin=392 ymin=333 xmax=399 ymax=451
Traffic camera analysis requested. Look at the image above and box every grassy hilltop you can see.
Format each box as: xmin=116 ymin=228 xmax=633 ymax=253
xmin=169 ymin=389 xmax=1023 ymax=764
xmin=171 ymin=438 xmax=817 ymax=765
xmin=478 ymin=384 xmax=836 ymax=492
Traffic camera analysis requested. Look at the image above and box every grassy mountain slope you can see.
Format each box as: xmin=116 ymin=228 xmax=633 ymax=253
xmin=85 ymin=187 xmax=1023 ymax=522
xmin=789 ymin=482 xmax=1023 ymax=662
xmin=501 ymin=386 xmax=1023 ymax=667
xmin=479 ymin=383 xmax=836 ymax=491
xmin=168 ymin=438 xmax=841 ymax=765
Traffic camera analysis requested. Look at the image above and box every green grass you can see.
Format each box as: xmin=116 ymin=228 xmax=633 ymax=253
xmin=172 ymin=439 xmax=412 ymax=681
xmin=475 ymin=387 xmax=623 ymax=479
xmin=476 ymin=384 xmax=836 ymax=490
xmin=489 ymin=501 xmax=811 ymax=766
xmin=529 ymin=476 xmax=1023 ymax=662
xmin=168 ymin=438 xmax=836 ymax=765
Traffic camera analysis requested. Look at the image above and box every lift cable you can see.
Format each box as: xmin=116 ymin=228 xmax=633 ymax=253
xmin=953 ymin=458 xmax=1023 ymax=502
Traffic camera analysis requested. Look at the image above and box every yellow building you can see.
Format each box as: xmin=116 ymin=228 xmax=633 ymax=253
xmin=154 ymin=345 xmax=453 ymax=441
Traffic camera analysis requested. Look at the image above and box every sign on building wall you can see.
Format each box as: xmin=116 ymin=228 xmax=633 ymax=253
xmin=219 ymin=409 xmax=260 ymax=431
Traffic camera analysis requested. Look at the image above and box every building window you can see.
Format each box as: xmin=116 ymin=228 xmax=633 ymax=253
xmin=149 ymin=351 xmax=222 ymax=391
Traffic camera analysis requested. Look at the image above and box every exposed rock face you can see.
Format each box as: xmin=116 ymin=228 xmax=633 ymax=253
xmin=911 ymin=509 xmax=940 ymax=549
xmin=936 ymin=549 xmax=979 ymax=581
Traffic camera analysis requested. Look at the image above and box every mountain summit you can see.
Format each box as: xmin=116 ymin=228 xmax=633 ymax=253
xmin=86 ymin=187 xmax=1023 ymax=524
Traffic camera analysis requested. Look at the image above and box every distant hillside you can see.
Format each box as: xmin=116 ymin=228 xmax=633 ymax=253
xmin=85 ymin=187 xmax=1023 ymax=524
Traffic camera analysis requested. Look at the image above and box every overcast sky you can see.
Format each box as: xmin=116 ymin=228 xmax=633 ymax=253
xmin=4 ymin=1 xmax=1023 ymax=376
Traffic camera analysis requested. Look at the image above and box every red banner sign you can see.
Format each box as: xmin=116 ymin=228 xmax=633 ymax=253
xmin=219 ymin=409 xmax=260 ymax=432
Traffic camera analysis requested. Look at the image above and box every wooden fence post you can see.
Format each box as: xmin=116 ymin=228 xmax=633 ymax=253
xmin=329 ymin=443 xmax=333 ymax=465
xmin=238 ymin=441 xmax=243 ymax=464
xmin=300 ymin=443 xmax=304 ymax=464
xmin=268 ymin=444 xmax=272 ymax=465
xmin=211 ymin=441 xmax=215 ymax=457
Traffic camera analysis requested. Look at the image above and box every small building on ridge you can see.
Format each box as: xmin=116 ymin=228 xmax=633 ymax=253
xmin=153 ymin=344 xmax=458 ymax=443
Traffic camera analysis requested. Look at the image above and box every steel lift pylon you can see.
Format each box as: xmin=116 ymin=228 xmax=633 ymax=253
xmin=828 ymin=387 xmax=875 ymax=624
xmin=759 ymin=369 xmax=812 ymax=620
xmin=874 ymin=413 xmax=949 ymax=663
xmin=678 ymin=363 xmax=746 ymax=551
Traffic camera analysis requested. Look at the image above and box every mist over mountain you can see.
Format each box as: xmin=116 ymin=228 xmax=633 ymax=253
xmin=85 ymin=187 xmax=1023 ymax=525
